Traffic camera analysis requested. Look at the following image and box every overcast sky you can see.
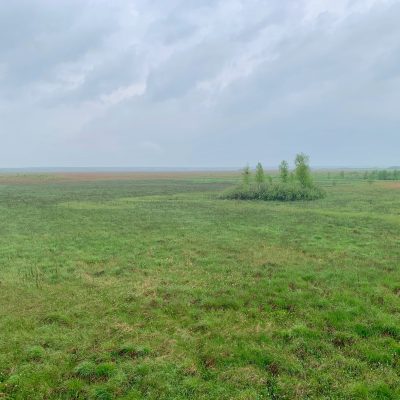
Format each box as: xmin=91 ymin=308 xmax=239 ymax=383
xmin=0 ymin=0 xmax=399 ymax=168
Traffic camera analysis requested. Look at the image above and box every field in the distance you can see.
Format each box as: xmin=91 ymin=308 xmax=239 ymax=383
xmin=0 ymin=171 xmax=399 ymax=399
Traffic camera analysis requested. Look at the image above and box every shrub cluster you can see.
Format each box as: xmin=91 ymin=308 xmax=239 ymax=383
xmin=221 ymin=153 xmax=325 ymax=201
xmin=222 ymin=182 xmax=326 ymax=201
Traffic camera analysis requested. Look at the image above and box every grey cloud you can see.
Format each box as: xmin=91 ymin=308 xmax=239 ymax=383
xmin=0 ymin=0 xmax=399 ymax=167
xmin=146 ymin=40 xmax=237 ymax=101
xmin=0 ymin=1 xmax=120 ymax=97
xmin=146 ymin=14 xmax=198 ymax=45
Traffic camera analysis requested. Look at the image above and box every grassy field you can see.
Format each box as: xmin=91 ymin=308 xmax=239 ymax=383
xmin=0 ymin=171 xmax=399 ymax=399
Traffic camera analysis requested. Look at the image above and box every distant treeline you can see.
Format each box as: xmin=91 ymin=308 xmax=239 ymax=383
xmin=362 ymin=169 xmax=400 ymax=181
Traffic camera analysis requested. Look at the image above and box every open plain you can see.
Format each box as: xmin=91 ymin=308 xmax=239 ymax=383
xmin=0 ymin=171 xmax=399 ymax=399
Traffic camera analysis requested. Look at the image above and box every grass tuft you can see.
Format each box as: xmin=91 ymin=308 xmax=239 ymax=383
xmin=74 ymin=361 xmax=97 ymax=380
xmin=91 ymin=386 xmax=113 ymax=400
xmin=25 ymin=345 xmax=46 ymax=361
xmin=112 ymin=344 xmax=151 ymax=359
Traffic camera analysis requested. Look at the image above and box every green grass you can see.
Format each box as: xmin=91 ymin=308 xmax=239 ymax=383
xmin=0 ymin=173 xmax=399 ymax=399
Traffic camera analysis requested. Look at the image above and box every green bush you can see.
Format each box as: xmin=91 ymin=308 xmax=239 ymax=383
xmin=226 ymin=154 xmax=324 ymax=201
xmin=220 ymin=182 xmax=325 ymax=201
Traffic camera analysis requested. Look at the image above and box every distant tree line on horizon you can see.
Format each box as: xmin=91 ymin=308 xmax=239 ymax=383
xmin=363 ymin=169 xmax=400 ymax=181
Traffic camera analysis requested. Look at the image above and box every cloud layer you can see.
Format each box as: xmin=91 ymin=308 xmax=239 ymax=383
xmin=1 ymin=0 xmax=399 ymax=167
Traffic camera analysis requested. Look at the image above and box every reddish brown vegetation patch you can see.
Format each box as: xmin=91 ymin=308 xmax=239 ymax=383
xmin=377 ymin=182 xmax=400 ymax=189
xmin=0 ymin=171 xmax=238 ymax=185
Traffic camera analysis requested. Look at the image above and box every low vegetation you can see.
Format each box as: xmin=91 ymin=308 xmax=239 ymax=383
xmin=0 ymin=172 xmax=399 ymax=399
xmin=221 ymin=153 xmax=326 ymax=201
xmin=222 ymin=182 xmax=326 ymax=201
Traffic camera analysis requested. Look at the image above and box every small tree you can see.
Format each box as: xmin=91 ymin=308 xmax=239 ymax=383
xmin=255 ymin=162 xmax=265 ymax=186
xmin=279 ymin=160 xmax=289 ymax=183
xmin=294 ymin=153 xmax=312 ymax=188
xmin=242 ymin=164 xmax=251 ymax=186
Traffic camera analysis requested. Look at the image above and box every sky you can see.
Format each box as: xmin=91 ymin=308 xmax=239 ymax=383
xmin=0 ymin=0 xmax=399 ymax=168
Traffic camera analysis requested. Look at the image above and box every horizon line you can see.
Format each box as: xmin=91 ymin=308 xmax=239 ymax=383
xmin=0 ymin=165 xmax=398 ymax=172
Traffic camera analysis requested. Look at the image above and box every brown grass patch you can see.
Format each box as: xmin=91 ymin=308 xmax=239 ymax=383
xmin=380 ymin=181 xmax=400 ymax=189
xmin=0 ymin=171 xmax=239 ymax=185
